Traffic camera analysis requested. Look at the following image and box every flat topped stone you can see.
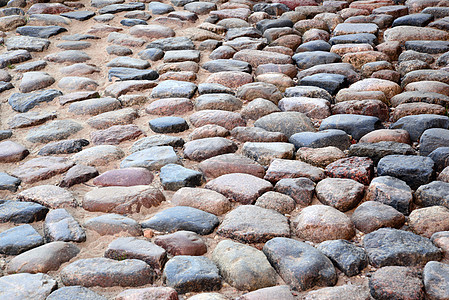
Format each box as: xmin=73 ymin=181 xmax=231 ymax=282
xmin=60 ymin=257 xmax=153 ymax=287
xmin=154 ymin=230 xmax=208 ymax=256
xmin=149 ymin=117 xmax=188 ymax=134
xmin=263 ymin=237 xmax=337 ymax=291
xmin=205 ymin=173 xmax=272 ymax=204
xmin=384 ymin=26 xmax=449 ymax=43
xmin=6 ymin=36 xmax=50 ymax=52
xmin=212 ymin=240 xmax=277 ymax=291
xmin=8 ymin=110 xmax=57 ymax=129
xmin=320 ymin=114 xmax=383 ymax=140
xmin=184 ymin=137 xmax=237 ymax=161
xmin=83 ymin=186 xmax=165 ymax=214
xmin=44 ymin=208 xmax=86 ymax=242
xmin=99 ymin=2 xmax=145 ymax=14
xmin=61 ymin=11 xmax=95 ymax=21
xmin=190 ymin=110 xmax=246 ymax=130
xmin=131 ymin=135 xmax=184 ymax=152
xmin=198 ymin=153 xmax=265 ymax=180
xmin=8 ymin=89 xmax=62 ymax=113
xmin=254 ymin=112 xmax=316 ymax=138
xmin=7 ymin=241 xmax=80 ymax=274
xmin=294 ymin=205 xmax=355 ymax=243
xmin=142 ymin=206 xmax=219 ymax=235
xmin=93 ymin=168 xmax=153 ymax=187
xmin=26 ymin=120 xmax=83 ymax=143
xmin=390 ymin=114 xmax=449 ymax=142
xmin=120 ymin=146 xmax=179 ymax=170
xmin=71 ymin=145 xmax=124 ymax=167
xmin=105 ymin=237 xmax=166 ymax=271
xmin=68 ymin=97 xmax=121 ymax=116
xmin=363 ymin=228 xmax=442 ymax=267
xmin=84 ymin=214 xmax=142 ymax=236
xmin=108 ymin=67 xmax=158 ymax=81
xmin=0 ymin=200 xmax=47 ymax=223
xmin=106 ymin=57 xmax=150 ymax=69
xmin=217 ymin=205 xmax=290 ymax=243
xmin=0 ymin=141 xmax=29 ymax=163
xmin=147 ymin=36 xmax=194 ymax=51
xmin=163 ymin=256 xmax=221 ymax=294
xmin=171 ymin=187 xmax=231 ymax=216
xmin=46 ymin=286 xmax=106 ymax=300
xmin=352 ymin=201 xmax=405 ymax=234
xmin=289 ymin=129 xmax=351 ymax=151
xmin=18 ymin=185 xmax=76 ymax=209
xmin=11 ymin=156 xmax=74 ymax=184
xmin=264 ymin=158 xmax=325 ymax=183
xmin=233 ymin=49 xmax=293 ymax=68
xmin=0 ymin=273 xmax=57 ymax=300
xmin=0 ymin=224 xmax=44 ymax=255
xmin=333 ymin=23 xmax=379 ymax=35
xmin=377 ymin=155 xmax=434 ymax=190
xmin=151 ymin=80 xmax=197 ymax=99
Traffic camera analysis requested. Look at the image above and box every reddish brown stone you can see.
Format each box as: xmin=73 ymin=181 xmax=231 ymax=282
xmin=359 ymin=129 xmax=411 ymax=144
xmin=190 ymin=110 xmax=246 ymax=130
xmin=391 ymin=103 xmax=446 ymax=122
xmin=171 ymin=187 xmax=231 ymax=215
xmin=349 ymin=0 xmax=395 ymax=13
xmin=263 ymin=46 xmax=294 ymax=56
xmin=210 ymin=8 xmax=251 ymax=20
xmin=271 ymin=34 xmax=302 ymax=50
xmin=183 ymin=137 xmax=237 ymax=161
xmin=325 ymin=156 xmax=374 ymax=185
xmin=331 ymin=99 xmax=389 ymax=121
xmin=205 ymin=71 xmax=253 ymax=89
xmin=231 ymin=127 xmax=287 ymax=143
xmin=0 ymin=141 xmax=29 ymax=163
xmin=83 ymin=186 xmax=165 ymax=214
xmin=233 ymin=49 xmax=293 ymax=68
xmin=409 ymin=206 xmax=449 ymax=238
xmin=145 ymin=98 xmax=193 ymax=116
xmin=273 ymin=0 xmax=318 ymax=9
xmin=198 ymin=153 xmax=266 ymax=180
xmin=154 ymin=231 xmax=207 ymax=256
xmin=159 ymin=71 xmax=196 ymax=82
xmin=205 ymin=173 xmax=273 ymax=204
xmin=351 ymin=201 xmax=405 ymax=234
xmin=189 ymin=125 xmax=229 ymax=140
xmin=375 ymin=41 xmax=402 ymax=61
xmin=255 ymin=63 xmax=297 ymax=79
xmin=296 ymin=146 xmax=347 ymax=168
xmin=27 ymin=3 xmax=73 ymax=14
xmin=93 ymin=168 xmax=154 ymax=187
xmin=369 ymin=267 xmax=425 ymax=300
xmin=60 ymin=165 xmax=99 ymax=188
xmin=91 ymin=124 xmax=144 ymax=145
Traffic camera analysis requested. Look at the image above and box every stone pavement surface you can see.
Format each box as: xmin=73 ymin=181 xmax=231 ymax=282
xmin=0 ymin=0 xmax=449 ymax=298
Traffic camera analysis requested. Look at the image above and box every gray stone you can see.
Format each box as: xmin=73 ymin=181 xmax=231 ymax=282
xmin=163 ymin=256 xmax=221 ymax=294
xmin=0 ymin=224 xmax=43 ymax=255
xmin=320 ymin=114 xmax=383 ymax=140
xmin=254 ymin=112 xmax=315 ymax=138
xmin=317 ymin=240 xmax=368 ymax=276
xmin=0 ymin=273 xmax=57 ymax=300
xmin=348 ymin=141 xmax=416 ymax=164
xmin=44 ymin=208 xmax=86 ymax=243
xmin=38 ymin=139 xmax=89 ymax=155
xmin=289 ymin=129 xmax=351 ymax=151
xmin=420 ymin=128 xmax=449 ymax=156
xmin=26 ymin=120 xmax=83 ymax=143
xmin=71 ymin=145 xmax=124 ymax=167
xmin=121 ymin=146 xmax=179 ymax=170
xmin=351 ymin=201 xmax=405 ymax=234
xmin=151 ymin=80 xmax=197 ymax=98
xmin=217 ymin=205 xmax=290 ymax=243
xmin=212 ymin=240 xmax=276 ymax=291
xmin=99 ymin=2 xmax=145 ymax=14
xmin=8 ymin=110 xmax=56 ymax=129
xmin=149 ymin=116 xmax=189 ymax=133
xmin=160 ymin=164 xmax=203 ymax=191
xmin=106 ymin=57 xmax=150 ymax=69
xmin=363 ymin=228 xmax=442 ymax=267
xmin=415 ymin=181 xmax=449 ymax=209
xmin=68 ymin=97 xmax=121 ymax=115
xmin=16 ymin=26 xmax=67 ymax=38
xmin=0 ymin=200 xmax=47 ymax=223
xmin=5 ymin=36 xmax=50 ymax=52
xmin=8 ymin=89 xmax=62 ymax=112
xmin=84 ymin=214 xmax=142 ymax=236
xmin=377 ymin=155 xmax=434 ymax=190
xmin=391 ymin=114 xmax=449 ymax=142
xmin=108 ymin=67 xmax=158 ymax=81
xmin=47 ymin=286 xmax=106 ymax=300
xmin=263 ymin=237 xmax=337 ymax=291
xmin=423 ymin=261 xmax=449 ymax=300
xmin=131 ymin=135 xmax=184 ymax=152
xmin=142 ymin=206 xmax=219 ymax=235
xmin=316 ymin=178 xmax=364 ymax=212
xmin=366 ymin=176 xmax=413 ymax=215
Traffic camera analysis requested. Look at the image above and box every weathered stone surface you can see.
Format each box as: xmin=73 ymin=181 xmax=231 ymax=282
xmin=294 ymin=205 xmax=355 ymax=243
xmin=377 ymin=155 xmax=434 ymax=190
xmin=423 ymin=261 xmax=449 ymax=300
xmin=317 ymin=239 xmax=368 ymax=276
xmin=120 ymin=146 xmax=179 ymax=170
xmin=415 ymin=181 xmax=449 ymax=209
xmin=142 ymin=206 xmax=219 ymax=235
xmin=83 ymin=186 xmax=165 ymax=214
xmin=105 ymin=237 xmax=166 ymax=272
xmin=72 ymin=145 xmax=125 ymax=167
xmin=366 ymin=176 xmax=413 ymax=215
xmin=369 ymin=266 xmax=425 ymax=300
xmin=163 ymin=256 xmax=221 ymax=294
xmin=47 ymin=286 xmax=107 ymax=300
xmin=11 ymin=156 xmax=74 ymax=184
xmin=0 ymin=273 xmax=57 ymax=300
xmin=217 ymin=205 xmax=290 ymax=243
xmin=44 ymin=208 xmax=86 ymax=243
xmin=263 ymin=237 xmax=337 ymax=291
xmin=352 ymin=201 xmax=405 ymax=234
xmin=154 ymin=231 xmax=207 ymax=256
xmin=18 ymin=185 xmax=76 ymax=208
xmin=114 ymin=287 xmax=178 ymax=300
xmin=7 ymin=241 xmax=79 ymax=274
xmin=184 ymin=137 xmax=237 ymax=161
xmin=84 ymin=214 xmax=142 ymax=236
xmin=60 ymin=258 xmax=154 ymax=287
xmin=198 ymin=153 xmax=265 ymax=180
xmin=363 ymin=228 xmax=442 ymax=267
xmin=0 ymin=140 xmax=28 ymax=162
xmin=316 ymin=178 xmax=364 ymax=212
xmin=0 ymin=200 xmax=47 ymax=223
xmin=0 ymin=224 xmax=43 ymax=255
xmin=264 ymin=158 xmax=325 ymax=183
xmin=212 ymin=240 xmax=277 ymax=291
xmin=409 ymin=206 xmax=449 ymax=238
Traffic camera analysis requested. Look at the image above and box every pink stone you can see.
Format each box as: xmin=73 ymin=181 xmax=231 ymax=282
xmin=198 ymin=153 xmax=266 ymax=180
xmin=93 ymin=168 xmax=154 ymax=187
xmin=154 ymin=231 xmax=207 ymax=256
